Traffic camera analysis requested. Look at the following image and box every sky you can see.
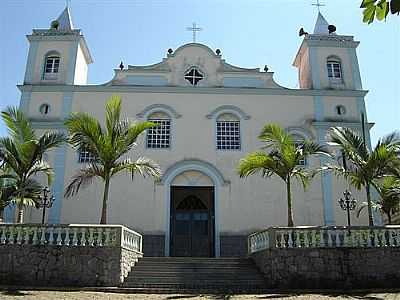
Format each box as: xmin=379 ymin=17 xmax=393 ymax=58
xmin=0 ymin=0 xmax=399 ymax=145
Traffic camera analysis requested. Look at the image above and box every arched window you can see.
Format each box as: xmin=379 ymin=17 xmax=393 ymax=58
xmin=147 ymin=111 xmax=171 ymax=149
xmin=292 ymin=134 xmax=306 ymax=166
xmin=216 ymin=113 xmax=240 ymax=150
xmin=326 ymin=57 xmax=342 ymax=79
xmin=43 ymin=52 xmax=60 ymax=80
xmin=39 ymin=103 xmax=50 ymax=115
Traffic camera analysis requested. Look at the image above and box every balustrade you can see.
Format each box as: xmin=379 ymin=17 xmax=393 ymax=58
xmin=248 ymin=226 xmax=400 ymax=254
xmin=0 ymin=224 xmax=142 ymax=253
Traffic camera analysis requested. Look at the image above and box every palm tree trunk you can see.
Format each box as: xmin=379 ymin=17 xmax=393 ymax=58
xmin=100 ymin=176 xmax=110 ymax=224
xmin=17 ymin=204 xmax=24 ymax=224
xmin=366 ymin=184 xmax=374 ymax=226
xmin=286 ymin=177 xmax=294 ymax=227
xmin=387 ymin=212 xmax=392 ymax=225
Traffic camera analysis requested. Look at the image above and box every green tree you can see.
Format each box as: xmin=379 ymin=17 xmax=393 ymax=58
xmin=361 ymin=0 xmax=400 ymax=24
xmin=237 ymin=124 xmax=332 ymax=227
xmin=357 ymin=177 xmax=400 ymax=224
xmin=0 ymin=107 xmax=65 ymax=223
xmin=328 ymin=127 xmax=400 ymax=226
xmin=64 ymin=95 xmax=161 ymax=224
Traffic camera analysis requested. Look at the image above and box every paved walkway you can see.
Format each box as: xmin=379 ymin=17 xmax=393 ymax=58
xmin=0 ymin=290 xmax=399 ymax=300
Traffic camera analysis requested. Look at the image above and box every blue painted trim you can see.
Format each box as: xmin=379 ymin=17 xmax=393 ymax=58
xmin=317 ymin=128 xmax=335 ymax=225
xmin=313 ymin=95 xmax=324 ymax=121
xmin=24 ymin=41 xmax=39 ymax=83
xmin=48 ymin=92 xmax=73 ymax=223
xmin=4 ymin=205 xmax=14 ymax=223
xmin=136 ymin=104 xmax=182 ymax=119
xmin=348 ymin=48 xmax=362 ymax=90
xmin=309 ymin=47 xmax=321 ymax=89
xmin=125 ymin=75 xmax=167 ymax=86
xmin=162 ymin=160 xmax=226 ymax=257
xmin=66 ymin=41 xmax=79 ymax=85
xmin=206 ymin=105 xmax=251 ymax=120
xmin=19 ymin=91 xmax=32 ymax=118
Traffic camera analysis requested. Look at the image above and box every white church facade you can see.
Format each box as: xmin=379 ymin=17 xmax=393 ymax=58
xmin=6 ymin=7 xmax=373 ymax=256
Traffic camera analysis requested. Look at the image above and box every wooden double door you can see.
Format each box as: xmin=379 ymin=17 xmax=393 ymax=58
xmin=170 ymin=186 xmax=215 ymax=257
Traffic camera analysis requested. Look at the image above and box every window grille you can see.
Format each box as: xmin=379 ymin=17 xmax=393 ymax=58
xmin=184 ymin=68 xmax=203 ymax=86
xmin=147 ymin=119 xmax=171 ymax=149
xmin=78 ymin=148 xmax=96 ymax=163
xmin=216 ymin=120 xmax=240 ymax=150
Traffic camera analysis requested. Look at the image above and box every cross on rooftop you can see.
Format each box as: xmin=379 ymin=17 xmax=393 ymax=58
xmin=312 ymin=0 xmax=325 ymax=12
xmin=186 ymin=23 xmax=203 ymax=43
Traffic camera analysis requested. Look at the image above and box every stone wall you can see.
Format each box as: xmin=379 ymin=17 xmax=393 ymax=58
xmin=251 ymin=248 xmax=400 ymax=289
xmin=0 ymin=245 xmax=142 ymax=286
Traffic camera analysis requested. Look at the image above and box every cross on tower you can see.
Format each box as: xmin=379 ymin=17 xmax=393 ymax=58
xmin=312 ymin=0 xmax=325 ymax=12
xmin=186 ymin=23 xmax=203 ymax=43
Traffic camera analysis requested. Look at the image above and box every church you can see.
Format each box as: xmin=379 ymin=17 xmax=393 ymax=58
xmin=7 ymin=6 xmax=373 ymax=257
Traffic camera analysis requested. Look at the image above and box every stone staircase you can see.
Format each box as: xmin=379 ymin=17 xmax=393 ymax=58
xmin=122 ymin=257 xmax=267 ymax=293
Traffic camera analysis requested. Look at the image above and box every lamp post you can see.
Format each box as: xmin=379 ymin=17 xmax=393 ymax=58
xmin=338 ymin=190 xmax=357 ymax=227
xmin=37 ymin=187 xmax=55 ymax=225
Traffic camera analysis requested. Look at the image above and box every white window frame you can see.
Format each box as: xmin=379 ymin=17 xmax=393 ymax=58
xmin=327 ymin=60 xmax=342 ymax=79
xmin=146 ymin=118 xmax=171 ymax=149
xmin=43 ymin=55 xmax=60 ymax=80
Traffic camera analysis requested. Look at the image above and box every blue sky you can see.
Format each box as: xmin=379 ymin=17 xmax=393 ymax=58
xmin=0 ymin=0 xmax=398 ymax=145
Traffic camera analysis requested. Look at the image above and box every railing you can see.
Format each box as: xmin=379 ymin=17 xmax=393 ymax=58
xmin=248 ymin=226 xmax=400 ymax=254
xmin=0 ymin=224 xmax=142 ymax=253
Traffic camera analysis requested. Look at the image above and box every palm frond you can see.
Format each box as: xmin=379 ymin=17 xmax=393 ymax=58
xmin=258 ymin=123 xmax=292 ymax=151
xmin=112 ymin=157 xmax=161 ymax=179
xmin=1 ymin=106 xmax=35 ymax=143
xmin=238 ymin=151 xmax=284 ymax=179
xmin=64 ymin=164 xmax=104 ymax=197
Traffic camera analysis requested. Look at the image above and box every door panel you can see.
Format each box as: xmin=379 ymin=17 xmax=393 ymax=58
xmin=170 ymin=186 xmax=214 ymax=257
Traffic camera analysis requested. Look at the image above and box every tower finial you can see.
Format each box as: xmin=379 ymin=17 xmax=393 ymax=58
xmin=66 ymin=0 xmax=71 ymax=8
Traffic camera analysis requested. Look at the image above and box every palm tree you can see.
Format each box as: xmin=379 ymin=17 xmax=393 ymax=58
xmin=238 ymin=124 xmax=332 ymax=227
xmin=0 ymin=107 xmax=65 ymax=223
xmin=64 ymin=95 xmax=161 ymax=224
xmin=357 ymin=176 xmax=400 ymax=225
xmin=329 ymin=127 xmax=400 ymax=226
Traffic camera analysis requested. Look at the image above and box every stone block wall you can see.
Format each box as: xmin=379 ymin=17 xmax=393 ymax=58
xmin=251 ymin=248 xmax=400 ymax=289
xmin=0 ymin=245 xmax=142 ymax=286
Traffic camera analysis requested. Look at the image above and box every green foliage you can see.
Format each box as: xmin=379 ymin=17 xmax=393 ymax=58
xmin=328 ymin=127 xmax=400 ymax=225
xmin=361 ymin=0 xmax=400 ymax=24
xmin=0 ymin=107 xmax=65 ymax=222
xmin=238 ymin=123 xmax=332 ymax=226
xmin=64 ymin=95 xmax=161 ymax=224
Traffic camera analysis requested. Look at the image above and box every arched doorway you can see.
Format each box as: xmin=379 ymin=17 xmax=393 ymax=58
xmin=170 ymin=187 xmax=214 ymax=257
xmin=162 ymin=159 xmax=228 ymax=257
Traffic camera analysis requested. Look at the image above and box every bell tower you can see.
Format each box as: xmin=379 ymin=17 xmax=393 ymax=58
xmin=293 ymin=12 xmax=362 ymax=91
xmin=23 ymin=6 xmax=93 ymax=85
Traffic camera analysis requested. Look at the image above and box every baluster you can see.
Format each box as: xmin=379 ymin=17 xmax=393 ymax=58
xmin=32 ymin=227 xmax=38 ymax=245
xmin=279 ymin=232 xmax=285 ymax=248
xmin=56 ymin=227 xmax=63 ymax=246
xmin=373 ymin=229 xmax=380 ymax=247
xmin=311 ymin=230 xmax=316 ymax=247
xmin=23 ymin=227 xmax=31 ymax=245
xmin=104 ymin=228 xmax=111 ymax=246
xmin=395 ymin=230 xmax=400 ymax=247
xmin=295 ymin=231 xmax=301 ymax=248
xmin=88 ymin=228 xmax=94 ymax=246
xmin=365 ymin=230 xmax=371 ymax=247
xmin=8 ymin=227 xmax=15 ymax=244
xmin=319 ymin=230 xmax=325 ymax=247
xmin=389 ymin=230 xmax=395 ymax=247
xmin=48 ymin=227 xmax=55 ymax=245
xmin=304 ymin=231 xmax=309 ymax=248
xmin=96 ymin=228 xmax=103 ymax=246
xmin=1 ymin=227 xmax=7 ymax=244
xmin=327 ymin=230 xmax=333 ymax=247
xmin=335 ymin=230 xmax=341 ymax=247
xmin=382 ymin=230 xmax=388 ymax=247
xmin=80 ymin=228 xmax=87 ymax=246
xmin=16 ymin=227 xmax=22 ymax=245
xmin=72 ymin=228 xmax=78 ymax=246
xmin=64 ymin=228 xmax=70 ymax=246
xmin=40 ymin=227 xmax=46 ymax=245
